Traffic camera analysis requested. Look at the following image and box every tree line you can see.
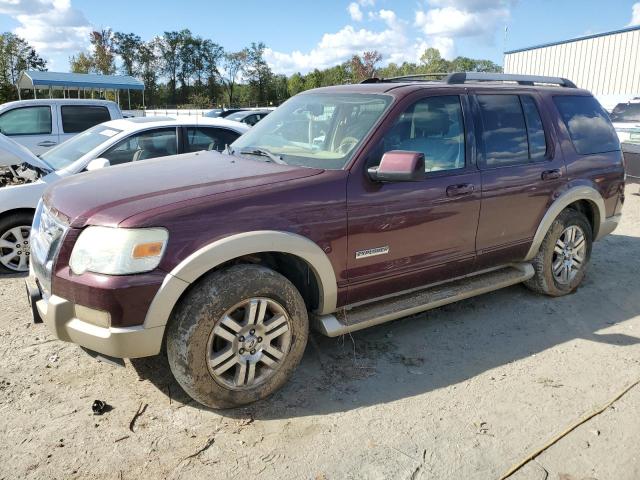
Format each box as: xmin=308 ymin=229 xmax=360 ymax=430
xmin=0 ymin=29 xmax=502 ymax=108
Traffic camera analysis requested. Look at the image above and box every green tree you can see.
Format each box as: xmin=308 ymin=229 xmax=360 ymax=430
xmin=419 ymin=47 xmax=450 ymax=73
xmin=222 ymin=49 xmax=248 ymax=106
xmin=69 ymin=52 xmax=94 ymax=73
xmin=159 ymin=30 xmax=189 ymax=104
xmin=245 ymin=42 xmax=273 ymax=104
xmin=90 ymin=29 xmax=116 ymax=74
xmin=113 ymin=32 xmax=142 ymax=76
xmin=0 ymin=33 xmax=47 ymax=102
xmin=287 ymin=72 xmax=305 ymax=96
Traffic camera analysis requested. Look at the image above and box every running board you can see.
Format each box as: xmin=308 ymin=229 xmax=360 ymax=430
xmin=313 ymin=263 xmax=534 ymax=337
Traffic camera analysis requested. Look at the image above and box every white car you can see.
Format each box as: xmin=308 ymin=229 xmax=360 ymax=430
xmin=0 ymin=99 xmax=122 ymax=161
xmin=610 ymin=99 xmax=640 ymax=144
xmin=0 ymin=116 xmax=249 ymax=273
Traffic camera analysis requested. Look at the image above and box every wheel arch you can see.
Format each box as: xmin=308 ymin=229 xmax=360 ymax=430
xmin=0 ymin=207 xmax=37 ymax=222
xmin=524 ymin=186 xmax=605 ymax=261
xmin=144 ymin=231 xmax=338 ymax=329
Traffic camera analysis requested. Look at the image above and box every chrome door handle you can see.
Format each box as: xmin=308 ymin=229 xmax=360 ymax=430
xmin=37 ymin=141 xmax=57 ymax=147
xmin=541 ymin=169 xmax=562 ymax=180
xmin=446 ymin=183 xmax=475 ymax=197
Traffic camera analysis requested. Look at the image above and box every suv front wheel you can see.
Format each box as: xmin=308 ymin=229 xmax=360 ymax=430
xmin=167 ymin=264 xmax=309 ymax=408
xmin=525 ymin=208 xmax=592 ymax=296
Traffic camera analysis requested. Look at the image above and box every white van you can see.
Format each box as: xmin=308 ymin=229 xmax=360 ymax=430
xmin=0 ymin=99 xmax=122 ymax=163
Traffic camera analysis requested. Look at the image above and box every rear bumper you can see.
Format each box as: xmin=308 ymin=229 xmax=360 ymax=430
xmin=596 ymin=214 xmax=622 ymax=240
xmin=27 ymin=275 xmax=164 ymax=359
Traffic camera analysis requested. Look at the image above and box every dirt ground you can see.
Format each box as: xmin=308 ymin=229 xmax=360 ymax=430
xmin=1 ymin=186 xmax=640 ymax=480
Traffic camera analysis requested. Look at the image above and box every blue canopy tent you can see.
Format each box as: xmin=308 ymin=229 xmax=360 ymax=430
xmin=16 ymin=71 xmax=145 ymax=109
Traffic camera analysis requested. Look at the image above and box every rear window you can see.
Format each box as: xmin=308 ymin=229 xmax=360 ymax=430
xmin=553 ymin=96 xmax=619 ymax=155
xmin=61 ymin=105 xmax=111 ymax=133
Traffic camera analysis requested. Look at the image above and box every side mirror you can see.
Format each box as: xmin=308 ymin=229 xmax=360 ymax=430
xmin=368 ymin=150 xmax=425 ymax=182
xmin=86 ymin=158 xmax=110 ymax=171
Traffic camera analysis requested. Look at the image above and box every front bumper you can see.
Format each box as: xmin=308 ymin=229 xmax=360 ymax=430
xmin=26 ymin=275 xmax=164 ymax=359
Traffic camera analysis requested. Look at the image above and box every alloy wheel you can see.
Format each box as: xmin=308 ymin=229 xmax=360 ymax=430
xmin=206 ymin=297 xmax=292 ymax=390
xmin=552 ymin=225 xmax=586 ymax=284
xmin=0 ymin=225 xmax=31 ymax=272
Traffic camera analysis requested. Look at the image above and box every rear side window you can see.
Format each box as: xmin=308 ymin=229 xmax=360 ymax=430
xmin=185 ymin=127 xmax=240 ymax=152
xmin=477 ymin=95 xmax=532 ymax=167
xmin=0 ymin=106 xmax=52 ymax=135
xmin=553 ymin=96 xmax=619 ymax=155
xmin=61 ymin=105 xmax=111 ymax=133
xmin=521 ymin=96 xmax=547 ymax=160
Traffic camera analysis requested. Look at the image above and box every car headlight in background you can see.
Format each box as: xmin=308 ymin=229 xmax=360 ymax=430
xmin=69 ymin=226 xmax=168 ymax=275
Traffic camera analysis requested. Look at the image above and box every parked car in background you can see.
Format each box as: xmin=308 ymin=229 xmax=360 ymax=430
xmin=224 ymin=109 xmax=272 ymax=126
xmin=0 ymin=116 xmax=248 ymax=273
xmin=610 ymin=98 xmax=640 ymax=144
xmin=27 ymin=73 xmax=624 ymax=408
xmin=0 ymin=99 xmax=122 ymax=162
xmin=205 ymin=108 xmax=247 ymax=118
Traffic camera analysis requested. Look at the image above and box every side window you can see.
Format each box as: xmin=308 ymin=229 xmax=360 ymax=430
xmin=61 ymin=105 xmax=111 ymax=133
xmin=244 ymin=114 xmax=258 ymax=126
xmin=102 ymin=128 xmax=177 ymax=166
xmin=477 ymin=95 xmax=529 ymax=167
xmin=521 ymin=96 xmax=547 ymax=160
xmin=553 ymin=95 xmax=620 ymax=155
xmin=0 ymin=106 xmax=52 ymax=135
xmin=379 ymin=95 xmax=465 ymax=172
xmin=185 ymin=127 xmax=240 ymax=153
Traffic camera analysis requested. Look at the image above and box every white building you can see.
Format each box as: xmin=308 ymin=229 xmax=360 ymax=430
xmin=504 ymin=25 xmax=640 ymax=109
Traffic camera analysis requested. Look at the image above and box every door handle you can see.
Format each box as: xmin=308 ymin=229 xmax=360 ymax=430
xmin=446 ymin=183 xmax=475 ymax=197
xmin=541 ymin=169 xmax=562 ymax=180
xmin=37 ymin=141 xmax=57 ymax=147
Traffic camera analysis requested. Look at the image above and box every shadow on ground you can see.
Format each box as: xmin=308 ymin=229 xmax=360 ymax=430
xmin=130 ymin=233 xmax=640 ymax=419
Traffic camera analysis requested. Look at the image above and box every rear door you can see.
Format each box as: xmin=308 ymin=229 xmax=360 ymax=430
xmin=471 ymin=90 xmax=566 ymax=268
xmin=346 ymin=92 xmax=482 ymax=304
xmin=0 ymin=105 xmax=58 ymax=154
xmin=58 ymin=104 xmax=112 ymax=143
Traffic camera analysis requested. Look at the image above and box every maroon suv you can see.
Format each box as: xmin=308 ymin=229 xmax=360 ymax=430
xmin=26 ymin=73 xmax=625 ymax=408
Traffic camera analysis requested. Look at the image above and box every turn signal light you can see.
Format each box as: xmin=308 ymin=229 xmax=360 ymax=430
xmin=132 ymin=242 xmax=164 ymax=259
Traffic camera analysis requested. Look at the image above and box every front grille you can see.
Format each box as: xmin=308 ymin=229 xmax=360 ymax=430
xmin=30 ymin=201 xmax=68 ymax=298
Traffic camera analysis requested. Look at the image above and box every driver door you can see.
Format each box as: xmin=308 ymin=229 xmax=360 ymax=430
xmin=346 ymin=93 xmax=481 ymax=304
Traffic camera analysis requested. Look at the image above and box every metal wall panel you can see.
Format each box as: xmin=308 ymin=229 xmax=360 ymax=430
xmin=504 ymin=28 xmax=640 ymax=95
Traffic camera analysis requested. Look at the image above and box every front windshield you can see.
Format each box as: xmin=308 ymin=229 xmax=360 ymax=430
xmin=41 ymin=124 xmax=123 ymax=170
xmin=610 ymin=103 xmax=640 ymax=123
xmin=231 ymin=93 xmax=392 ymax=169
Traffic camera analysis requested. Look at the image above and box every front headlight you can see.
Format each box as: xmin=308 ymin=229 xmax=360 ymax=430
xmin=69 ymin=226 xmax=168 ymax=275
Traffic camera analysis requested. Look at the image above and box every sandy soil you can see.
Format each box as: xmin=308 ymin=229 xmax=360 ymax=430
xmin=1 ymin=186 xmax=640 ymax=480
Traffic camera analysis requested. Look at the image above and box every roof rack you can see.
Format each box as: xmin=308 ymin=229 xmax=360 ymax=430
xmin=362 ymin=72 xmax=577 ymax=88
xmin=443 ymin=72 xmax=577 ymax=88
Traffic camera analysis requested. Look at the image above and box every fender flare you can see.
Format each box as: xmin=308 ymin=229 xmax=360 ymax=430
xmin=144 ymin=230 xmax=338 ymax=329
xmin=524 ymin=186 xmax=606 ymax=261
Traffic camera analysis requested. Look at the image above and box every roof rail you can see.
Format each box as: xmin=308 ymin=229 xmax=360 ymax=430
xmin=444 ymin=72 xmax=577 ymax=88
xmin=361 ymin=73 xmax=448 ymax=84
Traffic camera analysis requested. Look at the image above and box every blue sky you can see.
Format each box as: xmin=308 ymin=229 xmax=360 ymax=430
xmin=0 ymin=0 xmax=638 ymax=74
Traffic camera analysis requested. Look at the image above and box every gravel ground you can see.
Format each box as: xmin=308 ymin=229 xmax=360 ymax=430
xmin=1 ymin=186 xmax=640 ymax=480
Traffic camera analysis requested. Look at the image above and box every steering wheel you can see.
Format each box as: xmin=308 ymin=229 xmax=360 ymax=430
xmin=337 ymin=136 xmax=358 ymax=155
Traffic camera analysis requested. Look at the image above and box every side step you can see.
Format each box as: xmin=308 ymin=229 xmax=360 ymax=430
xmin=314 ymin=263 xmax=534 ymax=337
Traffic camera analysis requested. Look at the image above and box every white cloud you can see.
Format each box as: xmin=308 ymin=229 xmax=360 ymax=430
xmin=347 ymin=2 xmax=363 ymax=21
xmin=1 ymin=0 xmax=92 ymax=62
xmin=630 ymin=2 xmax=640 ymax=26
xmin=265 ymin=7 xmax=428 ymax=75
xmin=415 ymin=0 xmax=513 ymax=58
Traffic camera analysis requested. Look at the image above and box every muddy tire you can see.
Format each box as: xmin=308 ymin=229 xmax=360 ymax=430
xmin=525 ymin=208 xmax=592 ymax=296
xmin=166 ymin=264 xmax=309 ymax=409
xmin=0 ymin=212 xmax=34 ymax=274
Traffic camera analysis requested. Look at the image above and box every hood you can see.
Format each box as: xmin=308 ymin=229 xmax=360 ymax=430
xmin=0 ymin=133 xmax=53 ymax=170
xmin=44 ymin=150 xmax=323 ymax=228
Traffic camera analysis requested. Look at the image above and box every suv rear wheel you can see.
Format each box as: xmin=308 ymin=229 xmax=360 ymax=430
xmin=525 ymin=208 xmax=592 ymax=296
xmin=166 ymin=264 xmax=309 ymax=408
xmin=0 ymin=212 xmax=33 ymax=274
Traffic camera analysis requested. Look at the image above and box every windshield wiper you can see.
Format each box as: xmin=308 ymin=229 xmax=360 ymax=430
xmin=239 ymin=147 xmax=287 ymax=165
